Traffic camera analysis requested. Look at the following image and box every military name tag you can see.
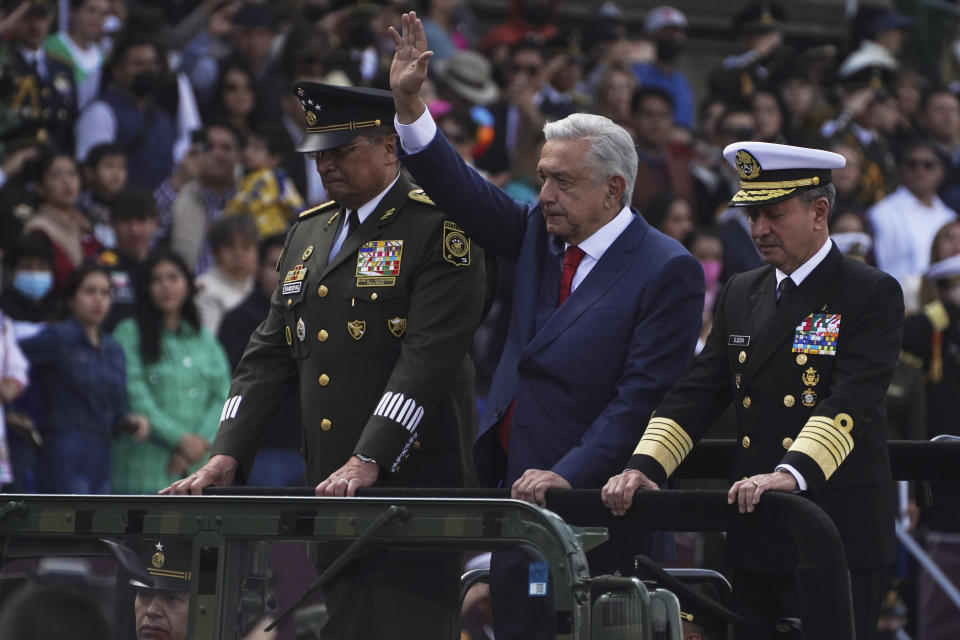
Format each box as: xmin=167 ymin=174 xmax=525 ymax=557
xmin=356 ymin=240 xmax=402 ymax=287
xmin=792 ymin=313 xmax=841 ymax=356
xmin=728 ymin=334 xmax=750 ymax=346
xmin=282 ymin=264 xmax=307 ymax=295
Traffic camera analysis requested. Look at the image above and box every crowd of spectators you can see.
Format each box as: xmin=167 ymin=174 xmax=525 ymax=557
xmin=1 ymin=0 xmax=960 ymax=637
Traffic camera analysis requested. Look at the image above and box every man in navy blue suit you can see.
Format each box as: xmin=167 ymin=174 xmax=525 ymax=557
xmin=390 ymin=12 xmax=704 ymax=639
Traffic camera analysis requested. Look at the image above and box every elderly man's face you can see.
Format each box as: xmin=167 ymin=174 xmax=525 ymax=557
xmin=747 ymin=195 xmax=829 ymax=274
xmin=135 ymin=588 xmax=188 ymax=640
xmin=537 ymin=138 xmax=620 ymax=246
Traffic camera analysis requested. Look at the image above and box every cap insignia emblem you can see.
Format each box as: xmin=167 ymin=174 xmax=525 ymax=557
xmin=735 ymin=149 xmax=761 ymax=180
xmin=152 ymin=542 xmax=165 ymax=568
xmin=305 ymin=111 xmax=317 ymax=126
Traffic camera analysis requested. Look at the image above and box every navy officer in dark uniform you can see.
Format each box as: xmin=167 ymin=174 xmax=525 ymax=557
xmin=0 ymin=0 xmax=77 ymax=154
xmin=603 ymin=141 xmax=904 ymax=640
xmin=163 ymin=83 xmax=487 ymax=638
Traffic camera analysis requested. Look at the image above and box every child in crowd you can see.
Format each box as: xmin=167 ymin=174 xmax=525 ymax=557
xmin=223 ymin=123 xmax=303 ymax=238
xmin=77 ymin=143 xmax=128 ymax=248
xmin=195 ymin=215 xmax=258 ymax=334
xmin=0 ymin=234 xmax=60 ymax=325
xmin=97 ymin=188 xmax=159 ymax=331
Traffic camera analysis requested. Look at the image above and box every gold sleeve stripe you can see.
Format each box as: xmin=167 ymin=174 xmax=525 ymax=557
xmin=643 ymin=428 xmax=685 ymax=465
xmin=633 ymin=418 xmax=693 ymax=478
xmin=789 ymin=415 xmax=855 ymax=480
xmin=803 ymin=426 xmax=852 ymax=459
xmin=648 ymin=418 xmax=694 ymax=452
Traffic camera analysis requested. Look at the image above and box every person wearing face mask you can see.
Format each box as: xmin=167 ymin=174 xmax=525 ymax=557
xmin=74 ymin=33 xmax=175 ymax=190
xmin=0 ymin=234 xmax=60 ymax=324
xmin=683 ymin=227 xmax=724 ymax=355
xmin=631 ymin=6 xmax=694 ymax=131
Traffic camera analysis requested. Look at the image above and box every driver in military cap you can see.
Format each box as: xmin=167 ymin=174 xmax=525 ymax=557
xmin=163 ymin=82 xmax=486 ymax=638
xmin=104 ymin=538 xmax=192 ymax=640
xmin=604 ymin=141 xmax=904 ymax=640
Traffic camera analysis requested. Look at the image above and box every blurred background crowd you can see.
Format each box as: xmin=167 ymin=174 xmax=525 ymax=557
xmin=1 ymin=0 xmax=960 ymax=637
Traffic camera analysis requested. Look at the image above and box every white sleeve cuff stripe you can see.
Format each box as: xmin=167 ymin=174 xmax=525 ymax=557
xmin=375 ymin=392 xmax=392 ymax=415
xmin=220 ymin=395 xmax=242 ymax=423
xmin=407 ymin=406 xmax=424 ymax=433
xmin=384 ymin=392 xmax=404 ymax=418
xmin=374 ymin=391 xmax=424 ymax=432
xmin=396 ymin=398 xmax=416 ymax=424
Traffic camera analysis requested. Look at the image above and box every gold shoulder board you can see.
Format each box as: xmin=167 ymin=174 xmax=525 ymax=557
xmin=298 ymin=200 xmax=337 ymax=220
xmin=408 ymin=189 xmax=436 ymax=206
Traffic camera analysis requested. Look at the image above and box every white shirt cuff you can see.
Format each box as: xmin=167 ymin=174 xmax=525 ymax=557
xmin=776 ymin=464 xmax=807 ymax=492
xmin=394 ymin=109 xmax=437 ymax=155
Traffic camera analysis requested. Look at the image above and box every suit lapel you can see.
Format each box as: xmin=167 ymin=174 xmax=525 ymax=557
xmin=747 ymin=268 xmax=776 ymax=349
xmin=520 ymin=217 xmax=642 ymax=362
xmin=742 ymin=245 xmax=842 ymax=384
xmin=319 ymin=174 xmax=411 ymax=279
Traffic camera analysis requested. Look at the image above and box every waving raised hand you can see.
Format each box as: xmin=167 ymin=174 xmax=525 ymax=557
xmin=389 ymin=11 xmax=432 ymax=123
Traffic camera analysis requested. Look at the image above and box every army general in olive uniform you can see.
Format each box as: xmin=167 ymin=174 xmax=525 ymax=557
xmin=603 ymin=142 xmax=904 ymax=640
xmin=165 ymin=83 xmax=486 ymax=639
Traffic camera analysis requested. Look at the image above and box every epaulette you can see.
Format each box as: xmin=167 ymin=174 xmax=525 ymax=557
xmin=407 ymin=189 xmax=436 ymax=206
xmin=923 ymin=300 xmax=950 ymax=332
xmin=298 ymin=200 xmax=337 ymax=220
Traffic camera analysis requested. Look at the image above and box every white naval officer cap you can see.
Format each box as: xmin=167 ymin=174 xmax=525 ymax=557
xmin=722 ymin=141 xmax=846 ymax=207
xmin=926 ymin=254 xmax=960 ymax=283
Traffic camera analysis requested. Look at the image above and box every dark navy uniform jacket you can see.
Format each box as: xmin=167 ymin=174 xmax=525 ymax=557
xmin=630 ymin=244 xmax=903 ymax=572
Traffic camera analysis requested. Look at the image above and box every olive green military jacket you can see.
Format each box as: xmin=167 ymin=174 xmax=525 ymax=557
xmin=211 ymin=173 xmax=486 ymax=487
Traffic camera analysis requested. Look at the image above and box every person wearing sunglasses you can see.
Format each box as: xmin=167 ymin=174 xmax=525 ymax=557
xmin=163 ymin=82 xmax=486 ymax=640
xmin=869 ymin=139 xmax=957 ymax=311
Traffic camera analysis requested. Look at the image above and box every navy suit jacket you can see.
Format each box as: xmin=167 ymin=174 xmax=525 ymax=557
xmin=402 ymin=132 xmax=704 ymax=489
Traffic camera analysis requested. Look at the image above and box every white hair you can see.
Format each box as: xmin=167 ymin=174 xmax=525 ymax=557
xmin=543 ymin=113 xmax=638 ymax=208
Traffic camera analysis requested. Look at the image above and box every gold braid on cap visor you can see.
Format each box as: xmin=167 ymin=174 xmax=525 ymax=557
xmin=306 ymin=119 xmax=382 ymax=134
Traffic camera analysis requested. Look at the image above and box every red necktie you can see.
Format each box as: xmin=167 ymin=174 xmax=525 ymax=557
xmin=497 ymin=245 xmax=587 ymax=453
xmin=558 ymin=245 xmax=586 ymax=306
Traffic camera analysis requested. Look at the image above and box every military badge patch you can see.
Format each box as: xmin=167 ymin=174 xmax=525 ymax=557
xmin=443 ymin=221 xmax=471 ymax=266
xmin=296 ymin=317 xmax=306 ymax=342
xmin=282 ymin=264 xmax=307 ymax=295
xmin=347 ymin=320 xmax=366 ymax=340
xmin=792 ymin=313 xmax=841 ymax=356
xmin=301 ymin=245 xmax=314 ymax=261
xmin=356 ymin=240 xmax=402 ymax=287
xmin=387 ymin=316 xmax=407 ymax=338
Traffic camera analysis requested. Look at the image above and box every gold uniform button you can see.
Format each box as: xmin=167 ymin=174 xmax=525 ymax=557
xmin=796 ymin=354 xmax=808 ymax=366
xmin=320 ymin=419 xmax=332 ymax=431
xmin=742 ymin=396 xmax=752 ymax=408
xmin=782 ymin=437 xmax=794 ymax=449
xmin=318 ymin=374 xmax=330 ymax=387
xmin=738 ymin=350 xmax=747 ymax=364
xmin=741 ymin=436 xmax=751 ymax=448
xmin=413 ymin=441 xmax=421 ymax=450
xmin=784 ymin=394 xmax=795 ymax=407
xmin=370 ymin=292 xmax=378 ymax=301
xmin=318 ymin=285 xmax=328 ymax=297
xmin=317 ymin=329 xmax=329 ymax=342
xmin=286 ymin=298 xmax=293 ymax=308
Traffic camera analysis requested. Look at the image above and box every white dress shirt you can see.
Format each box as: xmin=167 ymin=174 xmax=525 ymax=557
xmin=328 ymin=173 xmax=401 ymax=259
